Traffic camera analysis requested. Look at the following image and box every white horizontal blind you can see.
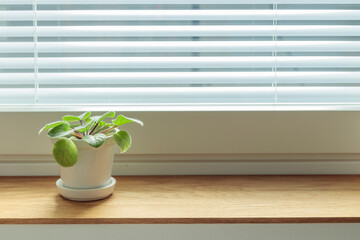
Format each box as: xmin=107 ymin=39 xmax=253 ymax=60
xmin=1 ymin=1 xmax=360 ymax=109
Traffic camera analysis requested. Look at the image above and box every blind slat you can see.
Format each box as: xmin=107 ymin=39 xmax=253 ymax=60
xmin=2 ymin=57 xmax=359 ymax=69
xmin=279 ymin=87 xmax=360 ymax=103
xmin=36 ymin=87 xmax=360 ymax=104
xmin=3 ymin=26 xmax=360 ymax=37
xmin=1 ymin=0 xmax=359 ymax=4
xmin=32 ymin=72 xmax=360 ymax=85
xmin=0 ymin=73 xmax=34 ymax=85
xmin=0 ymin=89 xmax=35 ymax=104
xmin=36 ymin=72 xmax=275 ymax=85
xmin=4 ymin=10 xmax=360 ymax=21
xmin=3 ymin=72 xmax=358 ymax=86
xmin=38 ymin=87 xmax=275 ymax=104
xmin=3 ymin=41 xmax=360 ymax=53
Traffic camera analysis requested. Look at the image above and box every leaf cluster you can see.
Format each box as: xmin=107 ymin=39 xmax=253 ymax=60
xmin=39 ymin=112 xmax=143 ymax=167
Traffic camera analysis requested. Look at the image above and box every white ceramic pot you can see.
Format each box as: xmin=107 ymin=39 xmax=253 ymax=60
xmin=54 ymin=138 xmax=117 ymax=201
xmin=60 ymin=138 xmax=115 ymax=188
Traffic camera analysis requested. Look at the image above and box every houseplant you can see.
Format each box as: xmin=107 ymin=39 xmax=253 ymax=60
xmin=39 ymin=111 xmax=143 ymax=201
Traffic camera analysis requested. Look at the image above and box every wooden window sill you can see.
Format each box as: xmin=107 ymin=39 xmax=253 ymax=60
xmin=1 ymin=175 xmax=360 ymax=224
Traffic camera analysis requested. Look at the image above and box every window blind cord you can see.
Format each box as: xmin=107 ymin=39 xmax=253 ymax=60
xmin=273 ymin=3 xmax=278 ymax=104
xmin=32 ymin=0 xmax=39 ymax=104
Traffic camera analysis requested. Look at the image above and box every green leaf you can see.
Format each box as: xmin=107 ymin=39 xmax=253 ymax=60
xmin=47 ymin=122 xmax=74 ymax=138
xmin=62 ymin=112 xmax=91 ymax=122
xmin=96 ymin=111 xmax=116 ymax=123
xmin=113 ymin=130 xmax=132 ymax=153
xmin=79 ymin=111 xmax=91 ymax=120
xmin=101 ymin=123 xmax=115 ymax=131
xmin=52 ymin=138 xmax=78 ymax=167
xmin=74 ymin=120 xmax=95 ymax=133
xmin=112 ymin=115 xmax=143 ymax=127
xmin=82 ymin=133 xmax=107 ymax=148
xmin=85 ymin=119 xmax=96 ymax=132
xmin=85 ymin=117 xmax=92 ymax=124
xmin=39 ymin=121 xmax=67 ymax=135
xmin=86 ymin=112 xmax=116 ymax=132
xmin=62 ymin=115 xmax=80 ymax=122
xmin=73 ymin=125 xmax=87 ymax=133
xmin=98 ymin=121 xmax=107 ymax=127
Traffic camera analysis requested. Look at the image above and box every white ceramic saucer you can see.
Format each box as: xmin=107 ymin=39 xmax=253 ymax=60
xmin=56 ymin=177 xmax=116 ymax=201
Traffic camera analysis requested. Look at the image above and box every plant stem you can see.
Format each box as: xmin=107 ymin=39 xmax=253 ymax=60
xmin=100 ymin=126 xmax=117 ymax=134
xmin=93 ymin=126 xmax=107 ymax=135
xmin=89 ymin=123 xmax=99 ymax=135
xmin=72 ymin=131 xmax=83 ymax=139
xmin=86 ymin=121 xmax=96 ymax=135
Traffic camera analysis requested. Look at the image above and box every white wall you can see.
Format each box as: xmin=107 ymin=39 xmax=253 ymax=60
xmin=1 ymin=111 xmax=360 ymax=155
xmin=2 ymin=111 xmax=360 ymax=175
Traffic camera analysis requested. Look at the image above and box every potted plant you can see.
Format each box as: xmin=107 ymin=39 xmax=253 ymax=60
xmin=39 ymin=111 xmax=143 ymax=201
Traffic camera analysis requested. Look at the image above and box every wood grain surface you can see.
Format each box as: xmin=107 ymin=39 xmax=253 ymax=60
xmin=1 ymin=175 xmax=360 ymax=224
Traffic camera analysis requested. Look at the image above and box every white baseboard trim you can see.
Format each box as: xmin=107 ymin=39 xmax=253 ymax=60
xmin=1 ymin=153 xmax=360 ymax=176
